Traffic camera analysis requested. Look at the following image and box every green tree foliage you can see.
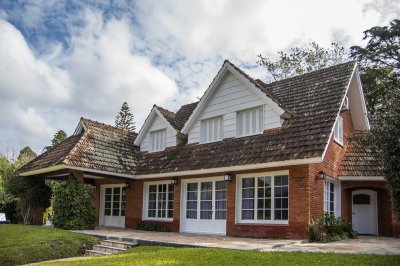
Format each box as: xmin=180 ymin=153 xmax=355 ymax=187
xmin=51 ymin=180 xmax=96 ymax=230
xmin=17 ymin=146 xmax=37 ymax=162
xmin=258 ymin=42 xmax=348 ymax=82
xmin=1 ymin=148 xmax=50 ymax=223
xmin=44 ymin=130 xmax=67 ymax=152
xmin=350 ymin=19 xmax=400 ymax=115
xmin=115 ymin=102 xmax=136 ymax=132
xmin=351 ymin=19 xmax=400 ymax=218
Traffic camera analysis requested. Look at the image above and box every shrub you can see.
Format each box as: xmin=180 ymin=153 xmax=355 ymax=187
xmin=136 ymin=223 xmax=170 ymax=232
xmin=52 ymin=180 xmax=96 ymax=230
xmin=306 ymin=213 xmax=358 ymax=242
xmin=42 ymin=206 xmax=53 ymax=225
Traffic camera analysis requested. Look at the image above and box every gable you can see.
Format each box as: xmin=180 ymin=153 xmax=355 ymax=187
xmin=187 ymin=70 xmax=283 ymax=144
xmin=345 ymin=67 xmax=370 ymax=131
xmin=134 ymin=107 xmax=178 ymax=152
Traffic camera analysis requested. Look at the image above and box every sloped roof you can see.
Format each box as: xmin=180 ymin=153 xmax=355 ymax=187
xmin=19 ymin=118 xmax=138 ymax=176
xmin=20 ymin=61 xmax=360 ymax=177
xmin=156 ymin=102 xmax=198 ymax=132
xmin=137 ymin=61 xmax=357 ymax=175
xmin=339 ymin=133 xmax=384 ymax=176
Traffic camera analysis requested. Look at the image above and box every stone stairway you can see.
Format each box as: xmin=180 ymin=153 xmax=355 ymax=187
xmin=85 ymin=239 xmax=138 ymax=257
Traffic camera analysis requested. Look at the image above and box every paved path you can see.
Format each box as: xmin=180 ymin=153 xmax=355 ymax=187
xmin=74 ymin=228 xmax=400 ymax=255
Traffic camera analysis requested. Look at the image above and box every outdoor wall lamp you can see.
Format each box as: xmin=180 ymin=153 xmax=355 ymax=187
xmin=224 ymin=173 xmax=233 ymax=182
xmin=315 ymin=171 xmax=326 ymax=181
xmin=124 ymin=182 xmax=131 ymax=188
xmin=171 ymin=177 xmax=179 ymax=185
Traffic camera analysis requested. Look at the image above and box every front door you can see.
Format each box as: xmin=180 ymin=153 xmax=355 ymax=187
xmin=181 ymin=178 xmax=227 ymax=235
xmin=100 ymin=185 xmax=126 ymax=228
xmin=352 ymin=190 xmax=377 ymax=235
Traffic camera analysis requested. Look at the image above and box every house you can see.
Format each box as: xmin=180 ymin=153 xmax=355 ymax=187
xmin=19 ymin=60 xmax=399 ymax=238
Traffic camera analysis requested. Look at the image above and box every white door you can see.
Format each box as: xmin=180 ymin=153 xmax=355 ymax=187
xmin=100 ymin=185 xmax=126 ymax=228
xmin=181 ymin=178 xmax=227 ymax=235
xmin=352 ymin=190 xmax=377 ymax=235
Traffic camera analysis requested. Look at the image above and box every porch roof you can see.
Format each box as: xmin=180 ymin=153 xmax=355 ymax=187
xmin=18 ymin=118 xmax=138 ymax=177
xmin=339 ymin=132 xmax=384 ymax=177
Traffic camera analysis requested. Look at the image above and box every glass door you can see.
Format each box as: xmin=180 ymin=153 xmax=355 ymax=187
xmin=102 ymin=185 xmax=126 ymax=227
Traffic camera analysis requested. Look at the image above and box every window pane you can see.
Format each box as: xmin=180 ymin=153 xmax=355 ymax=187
xmin=104 ymin=209 xmax=111 ymax=216
xmin=242 ymin=210 xmax=254 ymax=219
xmin=242 ymin=178 xmax=255 ymax=188
xmin=215 ymin=211 xmax=226 ymax=220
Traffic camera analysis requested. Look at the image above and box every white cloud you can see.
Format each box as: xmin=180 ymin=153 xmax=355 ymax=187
xmin=0 ymin=0 xmax=398 ymax=154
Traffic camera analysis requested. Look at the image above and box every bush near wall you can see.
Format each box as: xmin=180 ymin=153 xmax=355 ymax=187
xmin=306 ymin=213 xmax=358 ymax=242
xmin=52 ymin=180 xmax=96 ymax=230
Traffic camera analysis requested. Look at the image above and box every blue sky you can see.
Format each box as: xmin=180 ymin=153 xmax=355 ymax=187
xmin=0 ymin=0 xmax=399 ymax=155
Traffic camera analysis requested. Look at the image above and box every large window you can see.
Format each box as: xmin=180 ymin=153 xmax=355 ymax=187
xmin=238 ymin=173 xmax=289 ymax=223
xmin=334 ymin=116 xmax=343 ymax=144
xmin=324 ymin=181 xmax=335 ymax=215
xmin=200 ymin=116 xmax=223 ymax=143
xmin=144 ymin=182 xmax=174 ymax=220
xmin=150 ymin=129 xmax=166 ymax=152
xmin=237 ymin=106 xmax=264 ymax=137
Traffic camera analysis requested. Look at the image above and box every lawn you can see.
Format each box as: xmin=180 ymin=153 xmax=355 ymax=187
xmin=0 ymin=224 xmax=98 ymax=266
xmin=38 ymin=246 xmax=400 ymax=266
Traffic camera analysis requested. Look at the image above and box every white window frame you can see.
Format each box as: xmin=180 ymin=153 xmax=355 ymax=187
xmin=142 ymin=181 xmax=174 ymax=221
xmin=236 ymin=171 xmax=289 ymax=225
xmin=333 ymin=116 xmax=343 ymax=145
xmin=200 ymin=116 xmax=223 ymax=143
xmin=236 ymin=106 xmax=264 ymax=137
xmin=323 ymin=178 xmax=341 ymax=217
xmin=150 ymin=129 xmax=167 ymax=152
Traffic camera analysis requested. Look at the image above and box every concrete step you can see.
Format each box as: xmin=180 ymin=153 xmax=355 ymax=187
xmin=85 ymin=249 xmax=111 ymax=257
xmin=93 ymin=244 xmax=127 ymax=254
xmin=101 ymin=239 xmax=138 ymax=249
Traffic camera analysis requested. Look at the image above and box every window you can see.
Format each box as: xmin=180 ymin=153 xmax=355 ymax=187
xmin=324 ymin=181 xmax=335 ymax=214
xmin=150 ymin=129 xmax=166 ymax=152
xmin=200 ymin=116 xmax=223 ymax=143
xmin=334 ymin=116 xmax=343 ymax=144
xmin=238 ymin=173 xmax=288 ymax=223
xmin=237 ymin=106 xmax=264 ymax=137
xmin=144 ymin=182 xmax=174 ymax=220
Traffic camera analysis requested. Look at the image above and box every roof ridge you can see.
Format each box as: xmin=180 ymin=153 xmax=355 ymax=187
xmin=264 ymin=61 xmax=356 ymax=87
xmin=81 ymin=117 xmax=137 ymax=135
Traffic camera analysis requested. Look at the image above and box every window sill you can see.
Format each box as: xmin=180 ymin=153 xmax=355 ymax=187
xmin=236 ymin=132 xmax=264 ymax=138
xmin=142 ymin=218 xmax=173 ymax=222
xmin=236 ymin=220 xmax=289 ymax=225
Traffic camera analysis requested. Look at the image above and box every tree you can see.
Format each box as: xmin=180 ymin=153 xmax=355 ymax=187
xmin=44 ymin=130 xmax=67 ymax=152
xmin=258 ymin=41 xmax=348 ymax=82
xmin=350 ymin=19 xmax=400 ymax=115
xmin=115 ymin=102 xmax=136 ymax=132
xmin=17 ymin=146 xmax=37 ymax=162
xmin=351 ymin=19 xmax=400 ymax=218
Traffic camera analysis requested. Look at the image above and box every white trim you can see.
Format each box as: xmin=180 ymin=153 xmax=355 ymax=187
xmin=354 ymin=66 xmax=371 ymax=130
xmin=181 ymin=61 xmax=285 ymax=134
xmin=142 ymin=180 xmax=174 ymax=222
xmin=235 ymin=170 xmax=289 ymax=225
xmin=19 ymin=164 xmax=135 ymax=179
xmin=19 ymin=165 xmax=67 ymax=176
xmin=134 ymin=107 xmax=178 ymax=146
xmin=339 ymin=176 xmax=385 ymax=181
xmin=136 ymin=157 xmax=322 ymax=179
xmin=333 ymin=115 xmax=344 ymax=146
xmin=73 ymin=119 xmax=87 ymax=135
xmin=322 ymin=63 xmax=357 ymax=160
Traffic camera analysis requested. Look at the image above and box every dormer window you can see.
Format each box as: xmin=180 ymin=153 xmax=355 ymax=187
xmin=150 ymin=129 xmax=166 ymax=152
xmin=334 ymin=116 xmax=343 ymax=145
xmin=200 ymin=116 xmax=223 ymax=143
xmin=237 ymin=106 xmax=264 ymax=137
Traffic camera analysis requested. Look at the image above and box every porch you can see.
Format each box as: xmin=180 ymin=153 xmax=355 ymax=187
xmin=73 ymin=228 xmax=400 ymax=255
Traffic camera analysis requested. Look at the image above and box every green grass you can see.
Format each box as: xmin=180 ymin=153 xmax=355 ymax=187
xmin=0 ymin=224 xmax=98 ymax=266
xmin=38 ymin=246 xmax=400 ymax=266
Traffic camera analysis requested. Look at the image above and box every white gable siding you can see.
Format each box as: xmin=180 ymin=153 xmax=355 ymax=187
xmin=141 ymin=115 xmax=176 ymax=152
xmin=188 ymin=72 xmax=282 ymax=144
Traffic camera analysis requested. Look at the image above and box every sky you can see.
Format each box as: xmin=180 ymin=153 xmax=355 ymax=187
xmin=0 ymin=0 xmax=399 ymax=156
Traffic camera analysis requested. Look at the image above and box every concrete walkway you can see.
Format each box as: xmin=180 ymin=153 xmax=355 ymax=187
xmin=74 ymin=228 xmax=400 ymax=255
